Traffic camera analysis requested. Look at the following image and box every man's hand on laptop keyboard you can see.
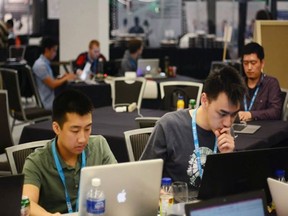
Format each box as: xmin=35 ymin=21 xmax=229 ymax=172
xmin=238 ymin=111 xmax=253 ymax=121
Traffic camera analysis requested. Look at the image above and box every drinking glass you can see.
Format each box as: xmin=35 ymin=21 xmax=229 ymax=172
xmin=172 ymin=181 xmax=188 ymax=204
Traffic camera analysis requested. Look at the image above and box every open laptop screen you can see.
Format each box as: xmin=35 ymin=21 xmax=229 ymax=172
xmin=78 ymin=159 xmax=163 ymax=216
xmin=198 ymin=147 xmax=288 ymax=203
xmin=185 ymin=190 xmax=267 ymax=216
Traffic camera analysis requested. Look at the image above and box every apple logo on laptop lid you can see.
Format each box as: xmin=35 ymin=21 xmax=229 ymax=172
xmin=117 ymin=189 xmax=127 ymax=203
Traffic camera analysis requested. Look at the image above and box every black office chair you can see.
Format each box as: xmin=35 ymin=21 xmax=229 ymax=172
xmin=124 ymin=127 xmax=153 ymax=161
xmin=111 ymin=77 xmax=146 ymax=115
xmin=159 ymin=81 xmax=203 ymax=111
xmin=0 ymin=90 xmax=14 ymax=175
xmin=0 ymin=68 xmax=52 ymax=131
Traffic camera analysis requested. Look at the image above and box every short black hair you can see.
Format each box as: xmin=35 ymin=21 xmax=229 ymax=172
xmin=204 ymin=66 xmax=246 ymax=106
xmin=52 ymin=89 xmax=94 ymax=128
xmin=242 ymin=42 xmax=265 ymax=61
xmin=40 ymin=36 xmax=58 ymax=54
xmin=256 ymin=9 xmax=272 ymax=20
xmin=128 ymin=39 xmax=143 ymax=54
xmin=6 ymin=19 xmax=13 ymax=28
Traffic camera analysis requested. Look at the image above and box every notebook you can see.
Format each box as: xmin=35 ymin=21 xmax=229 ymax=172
xmin=267 ymin=177 xmax=288 ymax=216
xmin=78 ymin=159 xmax=163 ymax=216
xmin=0 ymin=174 xmax=24 ymax=216
xmin=137 ymin=59 xmax=161 ymax=77
xmin=185 ymin=190 xmax=268 ymax=216
xmin=78 ymin=62 xmax=92 ymax=81
xmin=197 ymin=147 xmax=288 ymax=203
xmin=232 ymin=115 xmax=261 ymax=134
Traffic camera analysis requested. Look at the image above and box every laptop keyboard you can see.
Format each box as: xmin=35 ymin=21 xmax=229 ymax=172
xmin=233 ymin=124 xmax=247 ymax=131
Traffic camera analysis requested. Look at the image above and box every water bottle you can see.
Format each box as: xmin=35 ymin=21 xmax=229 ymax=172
xmin=164 ymin=56 xmax=170 ymax=76
xmin=159 ymin=177 xmax=174 ymax=216
xmin=275 ymin=169 xmax=286 ymax=182
xmin=86 ymin=178 xmax=105 ymax=216
xmin=98 ymin=58 xmax=104 ymax=75
xmin=176 ymin=95 xmax=185 ymax=110
xmin=189 ymin=99 xmax=196 ymax=109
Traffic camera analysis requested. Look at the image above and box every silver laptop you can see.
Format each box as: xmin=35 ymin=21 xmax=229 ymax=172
xmin=78 ymin=159 xmax=163 ymax=216
xmin=232 ymin=116 xmax=261 ymax=134
xmin=137 ymin=59 xmax=160 ymax=77
xmin=267 ymin=177 xmax=288 ymax=216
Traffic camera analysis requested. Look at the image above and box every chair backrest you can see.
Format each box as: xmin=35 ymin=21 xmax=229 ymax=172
xmin=24 ymin=65 xmax=44 ymax=107
xmin=9 ymin=45 xmax=26 ymax=60
xmin=124 ymin=127 xmax=153 ymax=161
xmin=0 ymin=90 xmax=14 ymax=154
xmin=159 ymin=81 xmax=203 ymax=111
xmin=0 ymin=68 xmax=23 ymax=115
xmin=135 ymin=116 xmax=161 ymax=128
xmin=5 ymin=140 xmax=49 ymax=174
xmin=111 ymin=77 xmax=146 ymax=110
xmin=281 ymin=88 xmax=288 ymax=121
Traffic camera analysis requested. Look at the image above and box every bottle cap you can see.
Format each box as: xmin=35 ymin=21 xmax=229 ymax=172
xmin=178 ymin=95 xmax=184 ymax=100
xmin=275 ymin=169 xmax=285 ymax=177
xmin=92 ymin=178 xmax=101 ymax=187
xmin=161 ymin=177 xmax=172 ymax=185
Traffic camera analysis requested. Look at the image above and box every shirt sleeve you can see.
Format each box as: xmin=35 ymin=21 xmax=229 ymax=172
xmin=88 ymin=135 xmax=117 ymax=165
xmin=23 ymin=155 xmax=42 ymax=189
xmin=140 ymin=122 xmax=167 ymax=161
xmin=251 ymin=77 xmax=283 ymax=120
xmin=33 ymin=63 xmax=51 ymax=81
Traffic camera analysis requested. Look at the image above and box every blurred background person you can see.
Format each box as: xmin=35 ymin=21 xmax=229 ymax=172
xmin=74 ymin=39 xmax=107 ymax=76
xmin=119 ymin=38 xmax=143 ymax=76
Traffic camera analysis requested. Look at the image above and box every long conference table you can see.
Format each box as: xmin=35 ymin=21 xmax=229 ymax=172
xmin=19 ymin=106 xmax=288 ymax=163
xmin=66 ymin=75 xmax=204 ymax=109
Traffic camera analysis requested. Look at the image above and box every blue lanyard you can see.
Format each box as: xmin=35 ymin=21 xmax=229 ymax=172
xmin=191 ymin=108 xmax=217 ymax=178
xmin=244 ymin=74 xmax=263 ymax=111
xmin=52 ymin=139 xmax=86 ymax=213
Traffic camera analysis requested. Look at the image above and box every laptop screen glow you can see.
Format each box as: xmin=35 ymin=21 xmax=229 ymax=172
xmin=188 ymin=199 xmax=265 ymax=216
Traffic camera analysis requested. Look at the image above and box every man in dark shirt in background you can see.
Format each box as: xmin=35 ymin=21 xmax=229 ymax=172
xmin=238 ymin=42 xmax=282 ymax=121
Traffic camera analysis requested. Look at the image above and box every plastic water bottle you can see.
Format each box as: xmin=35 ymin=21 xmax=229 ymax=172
xmin=98 ymin=58 xmax=104 ymax=75
xmin=176 ymin=95 xmax=185 ymax=110
xmin=189 ymin=99 xmax=196 ymax=109
xmin=275 ymin=169 xmax=286 ymax=182
xmin=160 ymin=177 xmax=174 ymax=216
xmin=86 ymin=178 xmax=105 ymax=216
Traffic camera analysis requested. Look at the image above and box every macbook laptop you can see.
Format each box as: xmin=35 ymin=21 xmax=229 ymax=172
xmin=78 ymin=159 xmax=163 ymax=216
xmin=0 ymin=174 xmax=24 ymax=216
xmin=267 ymin=177 xmax=288 ymax=216
xmin=185 ymin=190 xmax=268 ymax=216
xmin=197 ymin=147 xmax=288 ymax=203
xmin=232 ymin=115 xmax=261 ymax=134
xmin=137 ymin=59 xmax=163 ymax=78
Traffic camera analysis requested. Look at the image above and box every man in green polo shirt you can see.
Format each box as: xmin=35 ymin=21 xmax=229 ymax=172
xmin=22 ymin=89 xmax=117 ymax=216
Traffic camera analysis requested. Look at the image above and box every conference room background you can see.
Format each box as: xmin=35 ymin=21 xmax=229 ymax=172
xmin=1 ymin=0 xmax=288 ymax=60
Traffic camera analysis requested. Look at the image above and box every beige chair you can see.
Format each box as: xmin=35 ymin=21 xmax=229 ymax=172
xmin=5 ymin=140 xmax=49 ymax=174
xmin=111 ymin=77 xmax=146 ymax=115
xmin=135 ymin=116 xmax=160 ymax=128
xmin=124 ymin=127 xmax=153 ymax=162
xmin=159 ymin=81 xmax=203 ymax=111
xmin=0 ymin=68 xmax=52 ymax=131
xmin=0 ymin=90 xmax=14 ymax=175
